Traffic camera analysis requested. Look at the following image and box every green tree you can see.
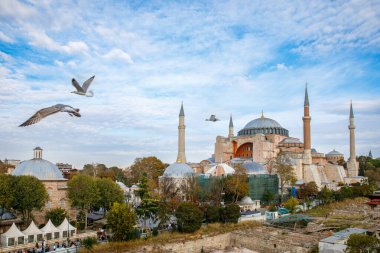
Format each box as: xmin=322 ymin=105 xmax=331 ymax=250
xmin=175 ymin=202 xmax=203 ymax=233
xmin=318 ymin=186 xmax=333 ymax=204
xmin=95 ymin=178 xmax=124 ymax=216
xmin=298 ymin=181 xmax=318 ymax=200
xmin=204 ymin=205 xmax=220 ymax=223
xmin=0 ymin=174 xmax=14 ymax=210
xmin=262 ymin=191 xmax=276 ymax=205
xmin=224 ymin=165 xmax=248 ymax=203
xmin=107 ymin=202 xmax=136 ymax=241
xmin=129 ymin=157 xmax=168 ymax=193
xmin=45 ymin=207 xmax=68 ymax=226
xmin=284 ymin=197 xmax=300 ymax=214
xmin=13 ymin=175 xmax=48 ymax=225
xmin=221 ymin=203 xmax=240 ymax=223
xmin=274 ymin=156 xmax=297 ymax=202
xmin=135 ymin=173 xmax=160 ymax=231
xmin=346 ymin=233 xmax=380 ymax=253
xmin=67 ymin=174 xmax=99 ymax=229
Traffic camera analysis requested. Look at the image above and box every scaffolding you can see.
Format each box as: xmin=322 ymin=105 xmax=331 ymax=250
xmin=248 ymin=174 xmax=279 ymax=203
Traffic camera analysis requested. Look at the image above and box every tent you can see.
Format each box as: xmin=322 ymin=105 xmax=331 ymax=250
xmin=22 ymin=220 xmax=43 ymax=243
xmin=40 ymin=219 xmax=60 ymax=240
xmin=57 ymin=218 xmax=77 ymax=238
xmin=1 ymin=223 xmax=25 ymax=246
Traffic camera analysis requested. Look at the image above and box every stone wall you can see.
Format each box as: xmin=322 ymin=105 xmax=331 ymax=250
xmin=138 ymin=233 xmax=231 ymax=253
xmin=132 ymin=227 xmax=321 ymax=253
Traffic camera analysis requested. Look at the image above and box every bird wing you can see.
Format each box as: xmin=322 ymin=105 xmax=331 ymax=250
xmin=82 ymin=75 xmax=95 ymax=92
xmin=19 ymin=106 xmax=61 ymax=127
xmin=72 ymin=78 xmax=84 ymax=92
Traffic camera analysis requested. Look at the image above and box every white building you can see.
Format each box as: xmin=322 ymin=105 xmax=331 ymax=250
xmin=319 ymin=228 xmax=367 ymax=253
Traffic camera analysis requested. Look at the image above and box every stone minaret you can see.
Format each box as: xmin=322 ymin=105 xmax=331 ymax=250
xmin=369 ymin=150 xmax=373 ymax=159
xmin=303 ymin=84 xmax=312 ymax=165
xmin=347 ymin=101 xmax=358 ymax=177
xmin=34 ymin=147 xmax=43 ymax=159
xmin=176 ymin=103 xmax=186 ymax=163
xmin=228 ymin=114 xmax=234 ymax=139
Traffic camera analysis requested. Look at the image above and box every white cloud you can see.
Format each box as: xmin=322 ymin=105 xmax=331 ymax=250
xmin=62 ymin=41 xmax=89 ymax=54
xmin=0 ymin=31 xmax=13 ymax=43
xmin=0 ymin=51 xmax=13 ymax=61
xmin=276 ymin=63 xmax=289 ymax=70
xmin=67 ymin=61 xmax=76 ymax=67
xmin=54 ymin=60 xmax=64 ymax=66
xmin=103 ymin=48 xmax=134 ymax=64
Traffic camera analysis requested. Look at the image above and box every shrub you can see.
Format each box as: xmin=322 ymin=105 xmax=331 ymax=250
xmin=221 ymin=204 xmax=240 ymax=223
xmin=175 ymin=202 xmax=203 ymax=233
xmin=205 ymin=205 xmax=220 ymax=223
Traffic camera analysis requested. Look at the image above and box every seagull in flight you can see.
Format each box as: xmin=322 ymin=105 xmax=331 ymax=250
xmin=19 ymin=104 xmax=81 ymax=127
xmin=71 ymin=75 xmax=95 ymax=97
xmin=205 ymin=115 xmax=220 ymax=122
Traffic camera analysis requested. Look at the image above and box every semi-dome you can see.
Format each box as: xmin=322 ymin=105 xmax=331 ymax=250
xmin=13 ymin=159 xmax=65 ymax=180
xmin=238 ymin=114 xmax=289 ymax=137
xmin=162 ymin=162 xmax=194 ymax=178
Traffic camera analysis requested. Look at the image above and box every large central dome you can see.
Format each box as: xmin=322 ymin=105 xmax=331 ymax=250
xmin=238 ymin=114 xmax=289 ymax=137
xmin=244 ymin=117 xmax=282 ymax=129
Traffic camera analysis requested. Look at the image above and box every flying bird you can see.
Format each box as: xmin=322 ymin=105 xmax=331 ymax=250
xmin=71 ymin=75 xmax=95 ymax=97
xmin=205 ymin=115 xmax=220 ymax=122
xmin=19 ymin=104 xmax=81 ymax=127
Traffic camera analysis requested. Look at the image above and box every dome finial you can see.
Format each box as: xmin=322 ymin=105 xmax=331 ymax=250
xmin=261 ymin=110 xmax=264 ymax=119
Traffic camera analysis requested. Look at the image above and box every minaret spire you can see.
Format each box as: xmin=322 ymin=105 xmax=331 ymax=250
xmin=261 ymin=110 xmax=264 ymax=119
xmin=177 ymin=102 xmax=186 ymax=163
xmin=304 ymin=83 xmax=310 ymax=106
xmin=347 ymin=100 xmax=358 ymax=177
xmin=303 ymin=83 xmax=312 ymax=166
xmin=228 ymin=114 xmax=234 ymax=138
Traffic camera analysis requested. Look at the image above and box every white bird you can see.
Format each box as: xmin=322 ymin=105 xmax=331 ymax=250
xmin=19 ymin=104 xmax=81 ymax=127
xmin=71 ymin=75 xmax=95 ymax=97
xmin=205 ymin=115 xmax=220 ymax=122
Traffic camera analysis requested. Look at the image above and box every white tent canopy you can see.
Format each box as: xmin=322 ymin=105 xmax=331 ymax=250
xmin=22 ymin=220 xmax=43 ymax=243
xmin=40 ymin=219 xmax=60 ymax=240
xmin=57 ymin=218 xmax=77 ymax=238
xmin=1 ymin=223 xmax=25 ymax=246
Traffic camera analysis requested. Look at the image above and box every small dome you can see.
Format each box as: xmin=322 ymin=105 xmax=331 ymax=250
xmin=163 ymin=162 xmax=194 ymax=178
xmin=239 ymin=196 xmax=254 ymax=204
xmin=326 ymin=150 xmax=343 ymax=156
xmin=13 ymin=159 xmax=65 ymax=180
xmin=242 ymin=161 xmax=266 ymax=175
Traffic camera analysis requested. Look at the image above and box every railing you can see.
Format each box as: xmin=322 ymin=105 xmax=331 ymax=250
xmin=0 ymin=231 xmax=97 ymax=252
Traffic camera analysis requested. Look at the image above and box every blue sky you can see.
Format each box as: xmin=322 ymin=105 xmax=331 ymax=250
xmin=1 ymin=0 xmax=379 ymax=168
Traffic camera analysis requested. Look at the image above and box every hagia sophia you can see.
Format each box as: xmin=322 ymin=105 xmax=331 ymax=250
xmin=162 ymin=85 xmax=364 ymax=195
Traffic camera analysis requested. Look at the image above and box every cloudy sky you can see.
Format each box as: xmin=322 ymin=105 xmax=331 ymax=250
xmin=1 ymin=0 xmax=379 ymax=168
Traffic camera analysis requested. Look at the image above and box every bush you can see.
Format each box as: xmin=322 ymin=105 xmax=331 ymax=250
xmin=175 ymin=202 xmax=203 ymax=233
xmin=205 ymin=205 xmax=220 ymax=223
xmin=221 ymin=204 xmax=240 ymax=223
xmin=346 ymin=234 xmax=380 ymax=253
xmin=82 ymin=237 xmax=98 ymax=251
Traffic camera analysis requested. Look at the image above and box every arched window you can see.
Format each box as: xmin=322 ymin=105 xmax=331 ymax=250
xmin=60 ymin=199 xmax=65 ymax=208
